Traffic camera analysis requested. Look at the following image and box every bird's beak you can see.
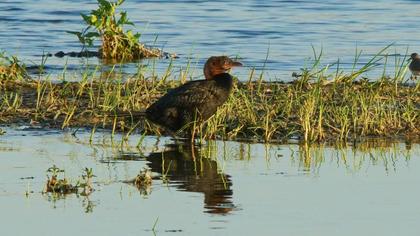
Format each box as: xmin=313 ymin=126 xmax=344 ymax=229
xmin=225 ymin=57 xmax=243 ymax=69
xmin=221 ymin=58 xmax=243 ymax=70
xmin=230 ymin=61 xmax=243 ymax=67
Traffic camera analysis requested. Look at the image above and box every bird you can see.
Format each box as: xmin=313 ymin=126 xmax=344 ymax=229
xmin=409 ymin=53 xmax=420 ymax=80
xmin=146 ymin=56 xmax=242 ymax=134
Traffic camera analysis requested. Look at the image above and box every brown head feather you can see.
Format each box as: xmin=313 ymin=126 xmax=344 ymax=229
xmin=203 ymin=56 xmax=242 ymax=80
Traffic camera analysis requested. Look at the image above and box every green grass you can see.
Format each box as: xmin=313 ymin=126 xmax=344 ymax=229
xmin=0 ymin=47 xmax=419 ymax=144
xmin=0 ymin=52 xmax=28 ymax=80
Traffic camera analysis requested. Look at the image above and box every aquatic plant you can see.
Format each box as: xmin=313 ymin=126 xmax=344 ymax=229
xmin=43 ymin=165 xmax=78 ymax=194
xmin=43 ymin=165 xmax=95 ymax=196
xmin=134 ymin=168 xmax=152 ymax=185
xmin=68 ymin=0 xmax=162 ymax=62
xmin=124 ymin=168 xmax=152 ymax=195
xmin=78 ymin=167 xmax=96 ymax=196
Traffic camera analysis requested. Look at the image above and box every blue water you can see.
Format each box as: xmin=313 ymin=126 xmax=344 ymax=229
xmin=1 ymin=0 xmax=420 ymax=80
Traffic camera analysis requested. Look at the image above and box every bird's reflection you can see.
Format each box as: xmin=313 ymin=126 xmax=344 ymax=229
xmin=145 ymin=142 xmax=235 ymax=215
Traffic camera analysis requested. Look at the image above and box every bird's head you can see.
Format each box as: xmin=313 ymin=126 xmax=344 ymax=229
xmin=410 ymin=53 xmax=419 ymax=60
xmin=203 ymin=56 xmax=242 ymax=80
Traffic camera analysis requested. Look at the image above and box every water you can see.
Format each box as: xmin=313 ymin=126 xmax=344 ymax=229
xmin=2 ymin=1 xmax=420 ymax=235
xmin=0 ymin=126 xmax=420 ymax=235
xmin=2 ymin=0 xmax=420 ymax=80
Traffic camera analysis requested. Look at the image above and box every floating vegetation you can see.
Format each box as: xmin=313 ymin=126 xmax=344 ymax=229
xmin=124 ymin=168 xmax=152 ymax=195
xmin=42 ymin=165 xmax=95 ymax=196
xmin=67 ymin=0 xmax=166 ymax=62
xmin=133 ymin=168 xmax=153 ymax=186
xmin=43 ymin=165 xmax=78 ymax=194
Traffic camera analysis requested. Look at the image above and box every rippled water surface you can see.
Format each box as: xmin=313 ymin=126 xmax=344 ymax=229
xmin=1 ymin=126 xmax=420 ymax=235
xmin=2 ymin=0 xmax=420 ymax=80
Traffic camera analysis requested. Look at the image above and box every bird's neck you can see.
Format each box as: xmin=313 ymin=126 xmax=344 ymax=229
xmin=213 ymin=73 xmax=233 ymax=89
xmin=204 ymin=67 xmax=227 ymax=80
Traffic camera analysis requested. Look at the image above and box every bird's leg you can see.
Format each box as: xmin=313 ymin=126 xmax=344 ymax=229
xmin=190 ymin=123 xmax=196 ymax=145
xmin=190 ymin=143 xmax=196 ymax=161
xmin=190 ymin=112 xmax=200 ymax=145
xmin=152 ymin=136 xmax=161 ymax=152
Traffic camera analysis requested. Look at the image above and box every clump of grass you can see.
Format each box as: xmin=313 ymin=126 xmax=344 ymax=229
xmin=43 ymin=165 xmax=95 ymax=196
xmin=124 ymin=168 xmax=152 ymax=195
xmin=0 ymin=52 xmax=28 ymax=80
xmin=133 ymin=168 xmax=153 ymax=186
xmin=1 ymin=47 xmax=419 ymax=143
xmin=68 ymin=0 xmax=162 ymax=62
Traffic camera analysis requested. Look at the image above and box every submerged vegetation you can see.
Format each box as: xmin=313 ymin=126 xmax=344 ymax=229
xmin=68 ymin=0 xmax=163 ymax=61
xmin=0 ymin=47 xmax=419 ymax=143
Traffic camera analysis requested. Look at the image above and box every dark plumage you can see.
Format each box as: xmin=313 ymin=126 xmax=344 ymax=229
xmin=409 ymin=53 xmax=420 ymax=80
xmin=146 ymin=56 xmax=242 ymax=132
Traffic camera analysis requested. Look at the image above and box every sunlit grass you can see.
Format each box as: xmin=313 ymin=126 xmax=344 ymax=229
xmin=0 ymin=46 xmax=419 ymax=143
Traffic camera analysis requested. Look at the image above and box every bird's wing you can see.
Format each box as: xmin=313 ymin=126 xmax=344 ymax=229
xmin=411 ymin=60 xmax=420 ymax=71
xmin=161 ymin=80 xmax=220 ymax=108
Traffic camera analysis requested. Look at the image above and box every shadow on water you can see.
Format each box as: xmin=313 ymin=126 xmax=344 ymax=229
xmin=119 ymin=142 xmax=235 ymax=215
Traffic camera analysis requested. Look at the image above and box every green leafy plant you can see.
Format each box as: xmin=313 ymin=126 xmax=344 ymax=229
xmin=78 ymin=167 xmax=96 ymax=196
xmin=68 ymin=0 xmax=161 ymax=62
xmin=43 ymin=165 xmax=95 ymax=196
xmin=43 ymin=165 xmax=78 ymax=194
